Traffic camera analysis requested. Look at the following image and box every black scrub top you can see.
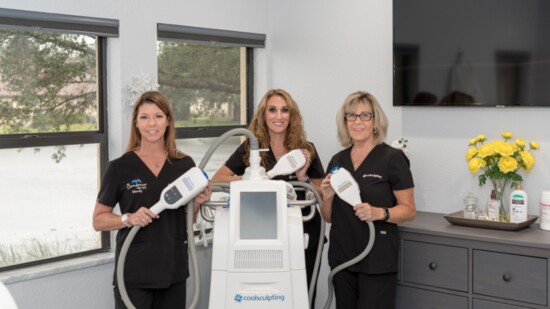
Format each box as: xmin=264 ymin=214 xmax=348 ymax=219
xmin=326 ymin=143 xmax=414 ymax=274
xmin=97 ymin=152 xmax=196 ymax=288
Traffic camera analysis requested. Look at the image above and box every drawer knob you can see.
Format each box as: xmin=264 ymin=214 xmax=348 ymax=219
xmin=429 ymin=262 xmax=437 ymax=270
xmin=502 ymin=273 xmax=512 ymax=282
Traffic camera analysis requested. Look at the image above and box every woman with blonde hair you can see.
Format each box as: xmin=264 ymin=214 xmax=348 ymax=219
xmin=320 ymin=91 xmax=416 ymax=308
xmin=93 ymin=91 xmax=211 ymax=308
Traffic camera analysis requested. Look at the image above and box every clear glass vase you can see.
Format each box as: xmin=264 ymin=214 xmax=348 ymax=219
xmin=492 ymin=178 xmax=510 ymax=222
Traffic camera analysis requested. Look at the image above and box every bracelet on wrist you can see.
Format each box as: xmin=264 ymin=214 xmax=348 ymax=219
xmin=121 ymin=213 xmax=132 ymax=228
xmin=304 ymin=177 xmax=311 ymax=184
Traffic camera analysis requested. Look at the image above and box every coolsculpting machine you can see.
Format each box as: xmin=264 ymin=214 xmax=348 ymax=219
xmin=208 ymin=151 xmax=309 ymax=308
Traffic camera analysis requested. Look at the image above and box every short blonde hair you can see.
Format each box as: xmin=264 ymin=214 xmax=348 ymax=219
xmin=336 ymin=91 xmax=388 ymax=147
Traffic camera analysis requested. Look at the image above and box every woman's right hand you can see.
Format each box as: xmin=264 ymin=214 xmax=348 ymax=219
xmin=319 ymin=173 xmax=335 ymax=222
xmin=130 ymin=207 xmax=158 ymax=227
xmin=320 ymin=173 xmax=335 ymax=200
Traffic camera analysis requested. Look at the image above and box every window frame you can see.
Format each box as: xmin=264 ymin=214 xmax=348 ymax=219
xmin=0 ymin=8 xmax=118 ymax=271
xmin=157 ymin=24 xmax=265 ymax=139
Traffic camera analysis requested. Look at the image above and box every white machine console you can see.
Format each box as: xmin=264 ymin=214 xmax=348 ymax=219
xmin=209 ymin=179 xmax=308 ymax=308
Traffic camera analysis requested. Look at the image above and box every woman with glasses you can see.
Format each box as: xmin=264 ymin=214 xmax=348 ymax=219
xmin=212 ymin=88 xmax=325 ymax=308
xmin=319 ymin=91 xmax=416 ymax=308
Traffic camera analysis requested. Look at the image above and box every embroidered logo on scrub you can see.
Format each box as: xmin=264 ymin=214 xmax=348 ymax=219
xmin=363 ymin=174 xmax=382 ymax=179
xmin=127 ymin=178 xmax=148 ymax=194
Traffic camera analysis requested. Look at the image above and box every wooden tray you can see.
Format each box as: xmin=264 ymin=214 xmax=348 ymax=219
xmin=444 ymin=211 xmax=538 ymax=231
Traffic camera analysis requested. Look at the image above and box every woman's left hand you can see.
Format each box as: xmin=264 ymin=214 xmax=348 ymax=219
xmin=353 ymin=203 xmax=382 ymax=221
xmin=193 ymin=182 xmax=212 ymax=206
xmin=295 ymin=148 xmax=311 ymax=180
xmin=192 ymin=183 xmax=211 ymax=222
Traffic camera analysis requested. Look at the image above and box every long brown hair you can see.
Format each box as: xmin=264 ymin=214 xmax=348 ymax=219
xmin=244 ymin=89 xmax=314 ymax=165
xmin=125 ymin=91 xmax=185 ymax=160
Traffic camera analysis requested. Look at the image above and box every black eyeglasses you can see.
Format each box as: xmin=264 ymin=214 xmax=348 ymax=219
xmin=345 ymin=112 xmax=373 ymax=122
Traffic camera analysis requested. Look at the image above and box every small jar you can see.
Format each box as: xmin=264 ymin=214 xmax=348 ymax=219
xmin=463 ymin=193 xmax=478 ymax=219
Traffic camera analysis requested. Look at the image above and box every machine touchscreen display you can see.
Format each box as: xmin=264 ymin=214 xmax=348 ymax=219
xmin=240 ymin=191 xmax=277 ymax=239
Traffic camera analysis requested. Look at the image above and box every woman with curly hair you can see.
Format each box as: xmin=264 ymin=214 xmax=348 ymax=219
xmin=212 ymin=88 xmax=325 ymax=308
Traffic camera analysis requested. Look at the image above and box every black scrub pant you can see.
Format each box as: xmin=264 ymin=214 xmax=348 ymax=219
xmin=333 ymin=270 xmax=396 ymax=309
xmin=114 ymin=280 xmax=186 ymax=309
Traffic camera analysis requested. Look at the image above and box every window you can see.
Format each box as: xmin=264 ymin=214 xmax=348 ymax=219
xmin=157 ymin=24 xmax=265 ymax=148
xmin=0 ymin=8 xmax=118 ymax=270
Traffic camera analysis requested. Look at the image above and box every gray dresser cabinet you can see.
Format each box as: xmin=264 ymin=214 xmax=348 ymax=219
xmin=396 ymin=212 xmax=550 ymax=309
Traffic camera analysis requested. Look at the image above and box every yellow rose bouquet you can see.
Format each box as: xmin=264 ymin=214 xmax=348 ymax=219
xmin=466 ymin=132 xmax=539 ymax=221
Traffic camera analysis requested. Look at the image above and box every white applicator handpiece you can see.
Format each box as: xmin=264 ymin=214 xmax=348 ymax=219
xmin=329 ymin=166 xmax=361 ymax=207
xmin=149 ymin=167 xmax=209 ymax=215
xmin=266 ymin=149 xmax=307 ymax=179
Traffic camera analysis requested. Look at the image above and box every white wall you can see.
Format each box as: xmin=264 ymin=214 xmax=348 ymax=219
xmin=268 ymin=0 xmax=401 ymax=170
xmin=2 ymin=0 xmax=550 ymax=308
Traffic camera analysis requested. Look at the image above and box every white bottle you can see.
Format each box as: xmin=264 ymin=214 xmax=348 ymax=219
xmin=486 ymin=190 xmax=500 ymax=221
xmin=540 ymin=191 xmax=550 ymax=231
xmin=509 ymin=182 xmax=528 ymax=223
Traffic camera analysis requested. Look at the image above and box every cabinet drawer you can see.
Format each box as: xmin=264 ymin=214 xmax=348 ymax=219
xmin=396 ymin=285 xmax=468 ymax=309
xmin=473 ymin=250 xmax=547 ymax=305
xmin=473 ymin=298 xmax=530 ymax=309
xmin=402 ymin=240 xmax=468 ymax=291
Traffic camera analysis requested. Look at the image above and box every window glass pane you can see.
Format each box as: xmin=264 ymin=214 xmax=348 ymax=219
xmin=176 ymin=136 xmax=242 ymax=177
xmin=0 ymin=144 xmax=101 ymax=267
xmin=0 ymin=29 xmax=98 ymax=135
xmin=157 ymin=42 xmax=247 ymax=128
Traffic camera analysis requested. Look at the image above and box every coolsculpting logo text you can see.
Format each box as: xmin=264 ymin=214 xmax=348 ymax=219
xmin=233 ymin=293 xmax=285 ymax=303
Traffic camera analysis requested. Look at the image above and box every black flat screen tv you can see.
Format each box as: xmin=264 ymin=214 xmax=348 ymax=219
xmin=393 ymin=0 xmax=550 ymax=106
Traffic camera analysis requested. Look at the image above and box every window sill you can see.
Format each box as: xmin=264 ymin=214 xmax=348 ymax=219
xmin=0 ymin=252 xmax=114 ymax=284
